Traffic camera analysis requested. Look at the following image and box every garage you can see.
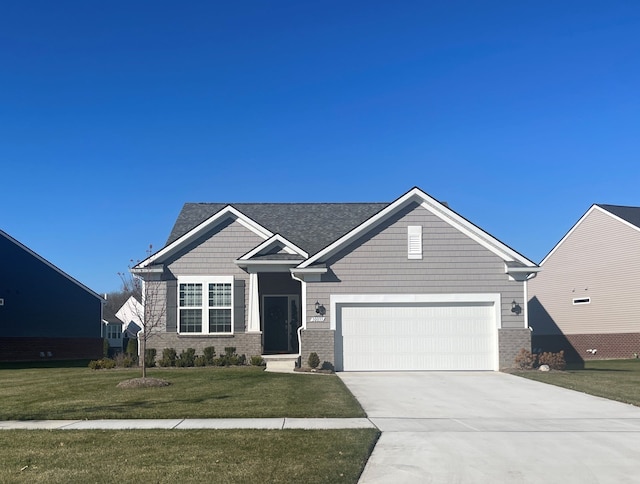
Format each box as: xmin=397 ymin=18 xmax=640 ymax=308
xmin=333 ymin=295 xmax=500 ymax=371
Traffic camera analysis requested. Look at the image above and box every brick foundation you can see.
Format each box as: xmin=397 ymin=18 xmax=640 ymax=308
xmin=499 ymin=328 xmax=532 ymax=370
xmin=533 ymin=333 xmax=640 ymax=363
xmin=146 ymin=332 xmax=262 ymax=363
xmin=300 ymin=329 xmax=334 ymax=369
xmin=0 ymin=337 xmax=103 ymax=362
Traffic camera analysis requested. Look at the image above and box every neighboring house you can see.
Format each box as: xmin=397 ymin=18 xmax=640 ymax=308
xmin=102 ymin=295 xmax=143 ymax=354
xmin=0 ymin=230 xmax=103 ymax=361
xmin=133 ymin=187 xmax=539 ymax=371
xmin=528 ymin=204 xmax=640 ymax=361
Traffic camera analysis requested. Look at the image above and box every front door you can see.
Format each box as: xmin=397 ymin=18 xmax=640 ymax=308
xmin=263 ymin=295 xmax=300 ymax=354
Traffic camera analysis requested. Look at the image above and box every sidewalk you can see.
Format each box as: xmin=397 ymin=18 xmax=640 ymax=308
xmin=0 ymin=418 xmax=376 ymax=430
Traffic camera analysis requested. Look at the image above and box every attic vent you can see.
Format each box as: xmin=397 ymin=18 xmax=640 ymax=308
xmin=408 ymin=226 xmax=422 ymax=260
xmin=573 ymin=297 xmax=591 ymax=305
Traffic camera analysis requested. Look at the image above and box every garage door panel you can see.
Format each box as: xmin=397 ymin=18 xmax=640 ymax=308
xmin=339 ymin=302 xmax=496 ymax=371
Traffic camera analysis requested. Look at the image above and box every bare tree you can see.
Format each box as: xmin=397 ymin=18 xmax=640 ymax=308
xmin=118 ymin=245 xmax=166 ymax=379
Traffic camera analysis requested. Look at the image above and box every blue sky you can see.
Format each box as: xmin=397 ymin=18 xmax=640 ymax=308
xmin=1 ymin=1 xmax=639 ymax=294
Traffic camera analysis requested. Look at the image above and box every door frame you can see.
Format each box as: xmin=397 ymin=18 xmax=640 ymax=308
xmin=262 ymin=294 xmax=301 ymax=353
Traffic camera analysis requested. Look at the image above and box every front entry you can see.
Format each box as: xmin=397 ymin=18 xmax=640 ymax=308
xmin=263 ymin=295 xmax=300 ymax=354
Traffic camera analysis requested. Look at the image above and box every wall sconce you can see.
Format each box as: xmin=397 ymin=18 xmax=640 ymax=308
xmin=315 ymin=301 xmax=326 ymax=316
xmin=511 ymin=300 xmax=522 ymax=315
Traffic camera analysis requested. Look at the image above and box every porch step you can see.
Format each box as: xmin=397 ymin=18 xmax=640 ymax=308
xmin=262 ymin=354 xmax=299 ymax=373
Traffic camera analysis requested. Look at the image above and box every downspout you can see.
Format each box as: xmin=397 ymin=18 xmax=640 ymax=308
xmin=290 ymin=272 xmax=306 ymax=358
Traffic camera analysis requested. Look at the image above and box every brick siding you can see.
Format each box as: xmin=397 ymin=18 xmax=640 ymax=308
xmin=301 ymin=329 xmax=334 ymax=368
xmin=499 ymin=328 xmax=532 ymax=369
xmin=533 ymin=333 xmax=640 ymax=363
xmin=0 ymin=337 xmax=103 ymax=362
xmin=146 ymin=333 xmax=262 ymax=363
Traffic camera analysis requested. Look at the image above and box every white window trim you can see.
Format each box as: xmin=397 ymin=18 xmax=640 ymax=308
xmin=178 ymin=276 xmax=234 ymax=335
xmin=408 ymin=225 xmax=422 ymax=259
xmin=572 ymin=297 xmax=591 ymax=305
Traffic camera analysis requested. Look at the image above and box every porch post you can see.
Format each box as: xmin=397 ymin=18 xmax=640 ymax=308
xmin=247 ymin=272 xmax=260 ymax=332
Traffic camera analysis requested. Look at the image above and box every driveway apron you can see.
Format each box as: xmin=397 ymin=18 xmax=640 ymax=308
xmin=339 ymin=371 xmax=640 ymax=484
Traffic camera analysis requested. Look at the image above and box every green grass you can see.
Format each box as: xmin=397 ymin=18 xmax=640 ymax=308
xmin=0 ymin=429 xmax=380 ymax=483
xmin=513 ymin=359 xmax=640 ymax=406
xmin=0 ymin=366 xmax=365 ymax=420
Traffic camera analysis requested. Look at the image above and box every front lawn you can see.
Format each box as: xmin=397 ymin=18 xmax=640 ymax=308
xmin=0 ymin=428 xmax=379 ymax=483
xmin=0 ymin=366 xmax=365 ymax=420
xmin=513 ymin=359 xmax=640 ymax=407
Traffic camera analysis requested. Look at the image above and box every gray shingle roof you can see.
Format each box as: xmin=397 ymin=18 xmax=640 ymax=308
xmin=597 ymin=204 xmax=640 ymax=229
xmin=167 ymin=203 xmax=389 ymax=256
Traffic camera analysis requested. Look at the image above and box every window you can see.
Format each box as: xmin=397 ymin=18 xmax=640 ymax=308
xmin=573 ymin=297 xmax=591 ymax=305
xmin=408 ymin=225 xmax=422 ymax=259
xmin=106 ymin=324 xmax=122 ymax=339
xmin=178 ymin=277 xmax=233 ymax=334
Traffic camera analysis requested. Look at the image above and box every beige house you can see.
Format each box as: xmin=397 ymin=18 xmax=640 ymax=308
xmin=528 ymin=204 xmax=640 ymax=361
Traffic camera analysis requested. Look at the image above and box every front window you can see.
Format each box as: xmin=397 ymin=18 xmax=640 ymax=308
xmin=106 ymin=323 xmax=122 ymax=339
xmin=178 ymin=277 xmax=233 ymax=334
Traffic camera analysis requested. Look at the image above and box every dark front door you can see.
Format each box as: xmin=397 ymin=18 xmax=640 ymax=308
xmin=263 ymin=296 xmax=289 ymax=353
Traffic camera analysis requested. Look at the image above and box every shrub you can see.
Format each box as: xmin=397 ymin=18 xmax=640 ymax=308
xmin=308 ymin=352 xmax=320 ymax=369
xmin=538 ymin=350 xmax=566 ymax=371
xmin=88 ymin=358 xmax=117 ymax=370
xmin=203 ymin=346 xmax=216 ymax=365
xmin=514 ymin=348 xmax=537 ymax=370
xmin=158 ymin=348 xmax=177 ymax=367
xmin=194 ymin=355 xmax=207 ymax=367
xmin=250 ymin=355 xmax=265 ymax=366
xmin=320 ymin=361 xmax=335 ymax=372
xmin=126 ymin=338 xmax=138 ymax=356
xmin=177 ymin=348 xmax=197 ymax=367
xmin=103 ymin=338 xmax=110 ymax=357
xmin=145 ymin=348 xmax=157 ymax=368
xmin=115 ymin=353 xmax=136 ymax=368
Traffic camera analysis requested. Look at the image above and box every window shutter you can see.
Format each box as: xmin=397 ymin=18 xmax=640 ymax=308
xmin=408 ymin=225 xmax=422 ymax=259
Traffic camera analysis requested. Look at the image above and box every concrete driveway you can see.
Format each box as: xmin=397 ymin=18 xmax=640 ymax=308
xmin=339 ymin=372 xmax=640 ymax=483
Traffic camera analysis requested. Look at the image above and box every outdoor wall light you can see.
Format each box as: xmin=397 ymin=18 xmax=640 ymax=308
xmin=315 ymin=301 xmax=326 ymax=316
xmin=511 ymin=300 xmax=522 ymax=315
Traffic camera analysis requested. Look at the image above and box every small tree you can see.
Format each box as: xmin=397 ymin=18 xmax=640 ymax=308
xmin=118 ymin=245 xmax=166 ymax=379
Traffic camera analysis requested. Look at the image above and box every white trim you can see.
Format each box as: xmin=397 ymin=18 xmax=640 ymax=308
xmin=573 ymin=297 xmax=591 ymax=305
xmin=0 ymin=230 xmax=103 ymax=301
xmin=407 ymin=225 xmax=422 ymax=259
xmin=298 ymin=187 xmax=536 ymax=269
xmin=239 ymin=234 xmax=308 ymax=260
xmin=136 ymin=206 xmax=273 ymax=269
xmin=247 ymin=273 xmax=261 ymax=333
xmin=177 ymin=276 xmax=234 ymax=335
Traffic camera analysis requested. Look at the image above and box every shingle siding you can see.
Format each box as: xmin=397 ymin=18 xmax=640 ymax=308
xmin=306 ymin=203 xmax=525 ymax=330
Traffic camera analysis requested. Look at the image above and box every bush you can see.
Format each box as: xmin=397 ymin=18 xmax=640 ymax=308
xmin=320 ymin=361 xmax=335 ymax=372
xmin=514 ymin=348 xmax=537 ymax=370
xmin=194 ymin=355 xmax=207 ymax=367
xmin=177 ymin=348 xmax=196 ymax=367
xmin=538 ymin=350 xmax=566 ymax=371
xmin=126 ymin=338 xmax=138 ymax=356
xmin=308 ymin=352 xmax=320 ymax=369
xmin=103 ymin=338 xmax=110 ymax=357
xmin=203 ymin=346 xmax=216 ymax=365
xmin=145 ymin=348 xmax=157 ymax=368
xmin=115 ymin=353 xmax=136 ymax=368
xmin=158 ymin=348 xmax=177 ymax=367
xmin=88 ymin=358 xmax=117 ymax=370
xmin=250 ymin=355 xmax=265 ymax=366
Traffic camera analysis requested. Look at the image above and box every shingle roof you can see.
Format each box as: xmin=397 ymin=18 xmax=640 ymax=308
xmin=167 ymin=203 xmax=389 ymax=256
xmin=597 ymin=204 xmax=640 ymax=229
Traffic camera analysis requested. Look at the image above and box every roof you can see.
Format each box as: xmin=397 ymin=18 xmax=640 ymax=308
xmin=597 ymin=204 xmax=640 ymax=229
xmin=167 ymin=203 xmax=388 ymax=255
xmin=0 ymin=229 xmax=104 ymax=302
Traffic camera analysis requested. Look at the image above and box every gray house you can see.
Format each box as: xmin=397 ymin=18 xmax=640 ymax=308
xmin=528 ymin=204 xmax=640 ymax=361
xmin=133 ymin=187 xmax=539 ymax=371
xmin=0 ymin=230 xmax=104 ymax=361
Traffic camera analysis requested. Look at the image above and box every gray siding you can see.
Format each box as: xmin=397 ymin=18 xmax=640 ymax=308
xmin=306 ymin=203 xmax=524 ymax=329
xmin=155 ymin=217 xmax=265 ymax=335
xmin=529 ymin=208 xmax=640 ymax=335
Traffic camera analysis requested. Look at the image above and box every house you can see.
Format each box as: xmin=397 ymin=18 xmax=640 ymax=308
xmin=101 ymin=295 xmax=143 ymax=354
xmin=132 ymin=187 xmax=539 ymax=371
xmin=528 ymin=204 xmax=640 ymax=361
xmin=0 ymin=230 xmax=104 ymax=361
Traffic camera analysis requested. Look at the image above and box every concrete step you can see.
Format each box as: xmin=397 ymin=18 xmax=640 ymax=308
xmin=262 ymin=354 xmax=299 ymax=373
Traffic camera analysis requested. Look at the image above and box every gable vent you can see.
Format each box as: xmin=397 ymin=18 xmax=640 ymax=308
xmin=408 ymin=225 xmax=422 ymax=259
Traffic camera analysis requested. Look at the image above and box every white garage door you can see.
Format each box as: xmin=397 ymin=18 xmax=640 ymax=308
xmin=337 ymin=302 xmax=497 ymax=371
